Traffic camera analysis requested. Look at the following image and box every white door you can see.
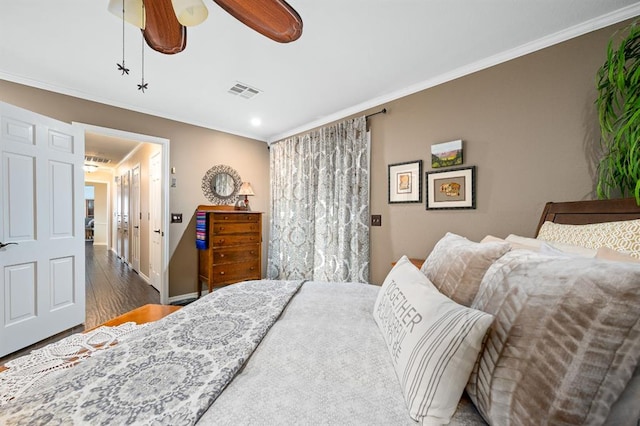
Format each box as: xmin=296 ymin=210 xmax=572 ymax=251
xmin=121 ymin=170 xmax=130 ymax=265
xmin=0 ymin=101 xmax=85 ymax=357
xmin=149 ymin=151 xmax=162 ymax=291
xmin=115 ymin=175 xmax=122 ymax=258
xmin=131 ymin=164 xmax=141 ymax=272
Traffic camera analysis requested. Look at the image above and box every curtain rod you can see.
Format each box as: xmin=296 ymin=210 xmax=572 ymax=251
xmin=365 ymin=108 xmax=387 ymax=120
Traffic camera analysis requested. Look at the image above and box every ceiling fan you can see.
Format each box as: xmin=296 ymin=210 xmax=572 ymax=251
xmin=108 ymin=0 xmax=303 ymax=55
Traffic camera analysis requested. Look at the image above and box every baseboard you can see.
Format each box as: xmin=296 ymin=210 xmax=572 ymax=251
xmin=168 ymin=291 xmax=207 ymax=305
xmin=138 ymin=272 xmax=150 ymax=284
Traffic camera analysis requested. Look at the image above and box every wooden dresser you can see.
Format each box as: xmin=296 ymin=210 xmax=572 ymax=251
xmin=196 ymin=206 xmax=262 ymax=296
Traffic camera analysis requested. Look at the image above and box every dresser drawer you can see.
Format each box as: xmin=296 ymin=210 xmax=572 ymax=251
xmin=211 ymin=260 xmax=260 ymax=284
xmin=213 ymin=244 xmax=260 ymax=264
xmin=212 ymin=213 xmax=260 ymax=223
xmin=197 ymin=207 xmax=262 ymax=296
xmin=210 ymin=234 xmax=260 ymax=247
xmin=212 ymin=222 xmax=260 ymax=235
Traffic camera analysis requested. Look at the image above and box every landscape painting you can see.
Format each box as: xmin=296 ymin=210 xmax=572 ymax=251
xmin=431 ymin=140 xmax=463 ymax=168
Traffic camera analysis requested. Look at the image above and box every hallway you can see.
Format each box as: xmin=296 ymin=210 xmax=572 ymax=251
xmin=0 ymin=243 xmax=159 ymax=364
xmin=85 ymin=243 xmax=159 ymax=328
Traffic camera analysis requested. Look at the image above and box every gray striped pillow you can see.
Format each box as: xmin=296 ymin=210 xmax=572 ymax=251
xmin=468 ymin=250 xmax=640 ymax=425
xmin=374 ymin=256 xmax=494 ymax=424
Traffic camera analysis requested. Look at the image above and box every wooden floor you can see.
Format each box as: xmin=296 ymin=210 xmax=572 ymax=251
xmin=0 ymin=242 xmax=159 ymax=365
xmin=85 ymin=242 xmax=160 ymax=328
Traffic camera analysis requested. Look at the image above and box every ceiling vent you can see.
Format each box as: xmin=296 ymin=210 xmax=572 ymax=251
xmin=84 ymin=155 xmax=111 ymax=164
xmin=227 ymin=82 xmax=262 ymax=99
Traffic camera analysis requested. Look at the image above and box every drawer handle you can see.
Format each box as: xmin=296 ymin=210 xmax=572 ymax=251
xmin=220 ymin=254 xmax=225 ymax=258
xmin=224 ymin=216 xmax=229 ymax=220
xmin=219 ymin=226 xmax=225 ymax=231
xmin=218 ymin=239 xmax=225 ymax=244
xmin=249 ymin=267 xmax=255 ymax=271
xmin=250 ymin=251 xmax=255 ymax=255
xmin=220 ymin=271 xmax=225 ymax=275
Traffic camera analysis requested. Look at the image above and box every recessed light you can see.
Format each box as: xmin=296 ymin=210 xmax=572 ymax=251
xmin=251 ymin=117 xmax=262 ymax=127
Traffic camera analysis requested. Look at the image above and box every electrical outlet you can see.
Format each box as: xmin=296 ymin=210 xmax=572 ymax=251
xmin=171 ymin=213 xmax=182 ymax=223
xmin=371 ymin=214 xmax=382 ymax=226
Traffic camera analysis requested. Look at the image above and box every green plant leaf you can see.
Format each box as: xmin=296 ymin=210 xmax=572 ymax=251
xmin=596 ymin=19 xmax=640 ymax=200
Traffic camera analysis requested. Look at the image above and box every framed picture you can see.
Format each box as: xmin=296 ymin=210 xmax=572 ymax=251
xmin=388 ymin=160 xmax=423 ymax=203
xmin=426 ymin=166 xmax=476 ymax=210
xmin=431 ymin=139 xmax=463 ymax=168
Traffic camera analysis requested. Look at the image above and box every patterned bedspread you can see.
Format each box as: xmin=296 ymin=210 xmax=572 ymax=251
xmin=0 ymin=280 xmax=303 ymax=425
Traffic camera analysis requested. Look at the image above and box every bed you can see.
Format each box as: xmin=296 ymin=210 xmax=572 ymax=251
xmin=1 ymin=198 xmax=639 ymax=425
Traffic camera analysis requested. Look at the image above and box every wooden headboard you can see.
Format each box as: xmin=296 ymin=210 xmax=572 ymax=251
xmin=535 ymin=198 xmax=640 ymax=236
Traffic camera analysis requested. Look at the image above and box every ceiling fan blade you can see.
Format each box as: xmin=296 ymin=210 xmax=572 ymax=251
xmin=213 ymin=0 xmax=303 ymax=43
xmin=142 ymin=0 xmax=187 ymax=54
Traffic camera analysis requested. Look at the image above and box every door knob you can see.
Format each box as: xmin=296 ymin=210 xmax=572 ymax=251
xmin=0 ymin=242 xmax=18 ymax=249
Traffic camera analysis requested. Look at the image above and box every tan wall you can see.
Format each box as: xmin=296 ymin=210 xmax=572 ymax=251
xmin=363 ymin=22 xmax=622 ymax=284
xmin=0 ymin=19 xmax=626 ymax=292
xmin=85 ymin=170 xmax=114 ymax=248
xmin=92 ymin=182 xmax=109 ymax=245
xmin=0 ymin=82 xmax=270 ymax=298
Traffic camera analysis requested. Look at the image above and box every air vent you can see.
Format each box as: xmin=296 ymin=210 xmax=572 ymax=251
xmin=84 ymin=155 xmax=111 ymax=164
xmin=227 ymin=82 xmax=262 ymax=99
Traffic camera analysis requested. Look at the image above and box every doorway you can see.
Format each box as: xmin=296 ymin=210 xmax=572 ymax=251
xmin=74 ymin=122 xmax=170 ymax=305
xmin=84 ymin=182 xmax=109 ymax=245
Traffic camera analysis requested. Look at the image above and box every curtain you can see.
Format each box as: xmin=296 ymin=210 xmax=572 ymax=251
xmin=267 ymin=116 xmax=370 ymax=283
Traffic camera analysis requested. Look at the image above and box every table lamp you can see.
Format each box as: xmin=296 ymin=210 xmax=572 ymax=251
xmin=238 ymin=182 xmax=255 ymax=210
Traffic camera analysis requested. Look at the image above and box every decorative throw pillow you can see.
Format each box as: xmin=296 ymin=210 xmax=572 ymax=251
xmin=420 ymin=232 xmax=510 ymax=306
xmin=373 ymin=256 xmax=494 ymax=425
xmin=467 ymin=250 xmax=640 ymax=425
xmin=537 ymin=219 xmax=640 ymax=258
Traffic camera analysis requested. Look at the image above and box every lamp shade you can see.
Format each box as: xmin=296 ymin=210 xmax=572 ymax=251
xmin=107 ymin=0 xmax=146 ymax=29
xmin=171 ymin=0 xmax=208 ymax=26
xmin=238 ymin=182 xmax=255 ymax=196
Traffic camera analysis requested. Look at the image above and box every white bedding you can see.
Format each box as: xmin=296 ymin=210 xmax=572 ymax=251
xmin=199 ymin=281 xmax=485 ymax=425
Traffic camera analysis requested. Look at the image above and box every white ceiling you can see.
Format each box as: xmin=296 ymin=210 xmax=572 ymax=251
xmin=84 ymin=132 xmax=142 ymax=167
xmin=1 ymin=0 xmax=640 ymax=149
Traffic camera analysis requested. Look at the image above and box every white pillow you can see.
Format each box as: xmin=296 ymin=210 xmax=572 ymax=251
xmin=506 ymin=234 xmax=597 ymax=257
xmin=504 ymin=234 xmax=545 ymax=251
xmin=596 ymin=246 xmax=640 ymax=263
xmin=483 ymin=234 xmax=544 ymax=252
xmin=373 ymin=256 xmax=494 ymax=425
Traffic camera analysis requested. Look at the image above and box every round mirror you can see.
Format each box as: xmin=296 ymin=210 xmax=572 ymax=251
xmin=213 ymin=173 xmax=235 ymax=197
xmin=201 ymin=164 xmax=242 ymax=205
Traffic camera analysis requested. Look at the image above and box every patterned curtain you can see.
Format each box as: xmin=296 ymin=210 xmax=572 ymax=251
xmin=267 ymin=116 xmax=370 ymax=283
